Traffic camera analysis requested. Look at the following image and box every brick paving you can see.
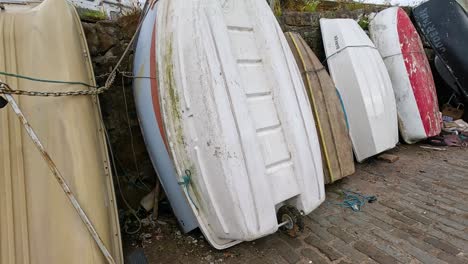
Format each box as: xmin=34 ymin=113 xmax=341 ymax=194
xmin=133 ymin=145 xmax=468 ymax=264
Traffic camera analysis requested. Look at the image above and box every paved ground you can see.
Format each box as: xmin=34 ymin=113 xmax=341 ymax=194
xmin=126 ymin=144 xmax=468 ymax=264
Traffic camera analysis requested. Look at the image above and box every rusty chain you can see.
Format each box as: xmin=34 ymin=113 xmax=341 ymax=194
xmin=0 ymin=4 xmax=151 ymax=99
xmin=0 ymin=66 xmax=152 ymax=99
xmin=0 ymin=70 xmax=117 ymax=97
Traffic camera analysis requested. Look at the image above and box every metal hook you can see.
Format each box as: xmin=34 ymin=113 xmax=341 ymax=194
xmin=447 ymin=93 xmax=456 ymax=106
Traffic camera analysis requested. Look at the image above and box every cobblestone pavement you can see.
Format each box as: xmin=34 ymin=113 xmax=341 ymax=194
xmin=130 ymin=145 xmax=468 ymax=264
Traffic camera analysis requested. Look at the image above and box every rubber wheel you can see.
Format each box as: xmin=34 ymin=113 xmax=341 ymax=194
xmin=0 ymin=96 xmax=7 ymax=109
xmin=126 ymin=248 xmax=148 ymax=264
xmin=277 ymin=205 xmax=304 ymax=238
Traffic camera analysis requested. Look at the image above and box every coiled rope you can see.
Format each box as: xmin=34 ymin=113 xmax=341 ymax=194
xmin=335 ymin=190 xmax=377 ymax=212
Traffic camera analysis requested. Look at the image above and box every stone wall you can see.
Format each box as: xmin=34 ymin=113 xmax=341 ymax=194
xmin=278 ymin=1 xmax=399 ymax=60
xmin=82 ymin=16 xmax=156 ymax=208
xmin=276 ymin=2 xmax=451 ymax=106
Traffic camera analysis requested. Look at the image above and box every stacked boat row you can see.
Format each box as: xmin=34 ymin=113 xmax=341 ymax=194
xmin=320 ymin=7 xmax=442 ymax=161
xmin=0 ymin=0 xmax=460 ymax=261
xmin=133 ymin=0 xmax=444 ymax=249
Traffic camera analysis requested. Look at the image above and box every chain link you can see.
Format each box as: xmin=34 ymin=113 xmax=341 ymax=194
xmin=0 ymin=69 xmax=154 ymax=97
xmin=0 ymin=3 xmax=151 ymax=99
xmin=0 ymin=71 xmax=117 ymax=97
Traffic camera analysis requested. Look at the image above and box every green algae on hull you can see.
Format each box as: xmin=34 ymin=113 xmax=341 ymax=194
xmin=163 ymin=38 xmax=201 ymax=213
xmin=163 ymin=40 xmax=185 ymax=146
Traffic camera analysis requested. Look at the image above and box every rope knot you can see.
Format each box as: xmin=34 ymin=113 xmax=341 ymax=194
xmin=178 ymin=170 xmax=192 ymax=187
xmin=178 ymin=170 xmax=198 ymax=210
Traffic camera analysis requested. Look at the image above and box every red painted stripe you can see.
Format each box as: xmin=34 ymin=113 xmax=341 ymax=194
xmin=397 ymin=8 xmax=441 ymax=137
xmin=150 ymin=19 xmax=170 ymax=151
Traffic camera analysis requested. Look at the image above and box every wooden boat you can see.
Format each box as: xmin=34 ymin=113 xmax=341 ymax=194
xmin=370 ymin=7 xmax=442 ymax=144
xmin=414 ymin=0 xmax=468 ymax=100
xmin=285 ymin=32 xmax=355 ymax=184
xmin=0 ymin=0 xmax=123 ymax=263
xmin=320 ymin=18 xmax=398 ymax=162
xmin=134 ymin=0 xmax=325 ymax=249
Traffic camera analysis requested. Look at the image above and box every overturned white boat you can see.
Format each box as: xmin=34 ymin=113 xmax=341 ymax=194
xmin=134 ymin=0 xmax=325 ymax=249
xmin=370 ymin=7 xmax=442 ymax=144
xmin=320 ymin=18 xmax=398 ymax=162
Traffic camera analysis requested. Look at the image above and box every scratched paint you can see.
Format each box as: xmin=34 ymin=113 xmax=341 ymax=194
xmin=397 ymin=8 xmax=442 ymax=137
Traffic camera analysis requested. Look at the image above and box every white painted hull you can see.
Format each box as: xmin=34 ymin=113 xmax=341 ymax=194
xmin=133 ymin=3 xmax=199 ymax=233
xmin=370 ymin=7 xmax=441 ymax=144
xmin=320 ymin=18 xmax=398 ymax=162
xmin=134 ymin=0 xmax=325 ymax=249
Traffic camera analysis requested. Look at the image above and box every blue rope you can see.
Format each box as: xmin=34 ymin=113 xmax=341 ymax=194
xmin=178 ymin=170 xmax=199 ymax=210
xmin=336 ymin=190 xmax=377 ymax=212
xmin=335 ymin=88 xmax=350 ymax=130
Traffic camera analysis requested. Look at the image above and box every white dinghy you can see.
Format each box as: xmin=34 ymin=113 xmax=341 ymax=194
xmin=320 ymin=18 xmax=398 ymax=162
xmin=134 ymin=0 xmax=325 ymax=249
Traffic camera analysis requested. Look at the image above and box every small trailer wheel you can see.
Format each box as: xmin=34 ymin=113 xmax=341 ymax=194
xmin=277 ymin=205 xmax=304 ymax=237
xmin=0 ymin=96 xmax=7 ymax=109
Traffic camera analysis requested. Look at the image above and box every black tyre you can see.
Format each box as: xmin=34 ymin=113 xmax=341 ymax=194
xmin=277 ymin=205 xmax=304 ymax=237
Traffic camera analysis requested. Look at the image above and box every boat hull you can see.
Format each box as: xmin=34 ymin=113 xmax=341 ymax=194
xmin=0 ymin=0 xmax=123 ymax=263
xmin=370 ymin=7 xmax=441 ymax=144
xmin=133 ymin=2 xmax=199 ymax=233
xmin=135 ymin=0 xmax=325 ymax=249
xmin=414 ymin=0 xmax=468 ymax=100
xmin=285 ymin=32 xmax=355 ymax=184
xmin=320 ymin=18 xmax=398 ymax=162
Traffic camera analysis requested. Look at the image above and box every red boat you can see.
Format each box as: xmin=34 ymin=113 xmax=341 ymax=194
xmin=370 ymin=7 xmax=442 ymax=144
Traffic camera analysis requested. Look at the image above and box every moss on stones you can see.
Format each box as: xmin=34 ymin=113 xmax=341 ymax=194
xmin=357 ymin=15 xmax=371 ymax=30
xmin=78 ymin=8 xmax=107 ymax=21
